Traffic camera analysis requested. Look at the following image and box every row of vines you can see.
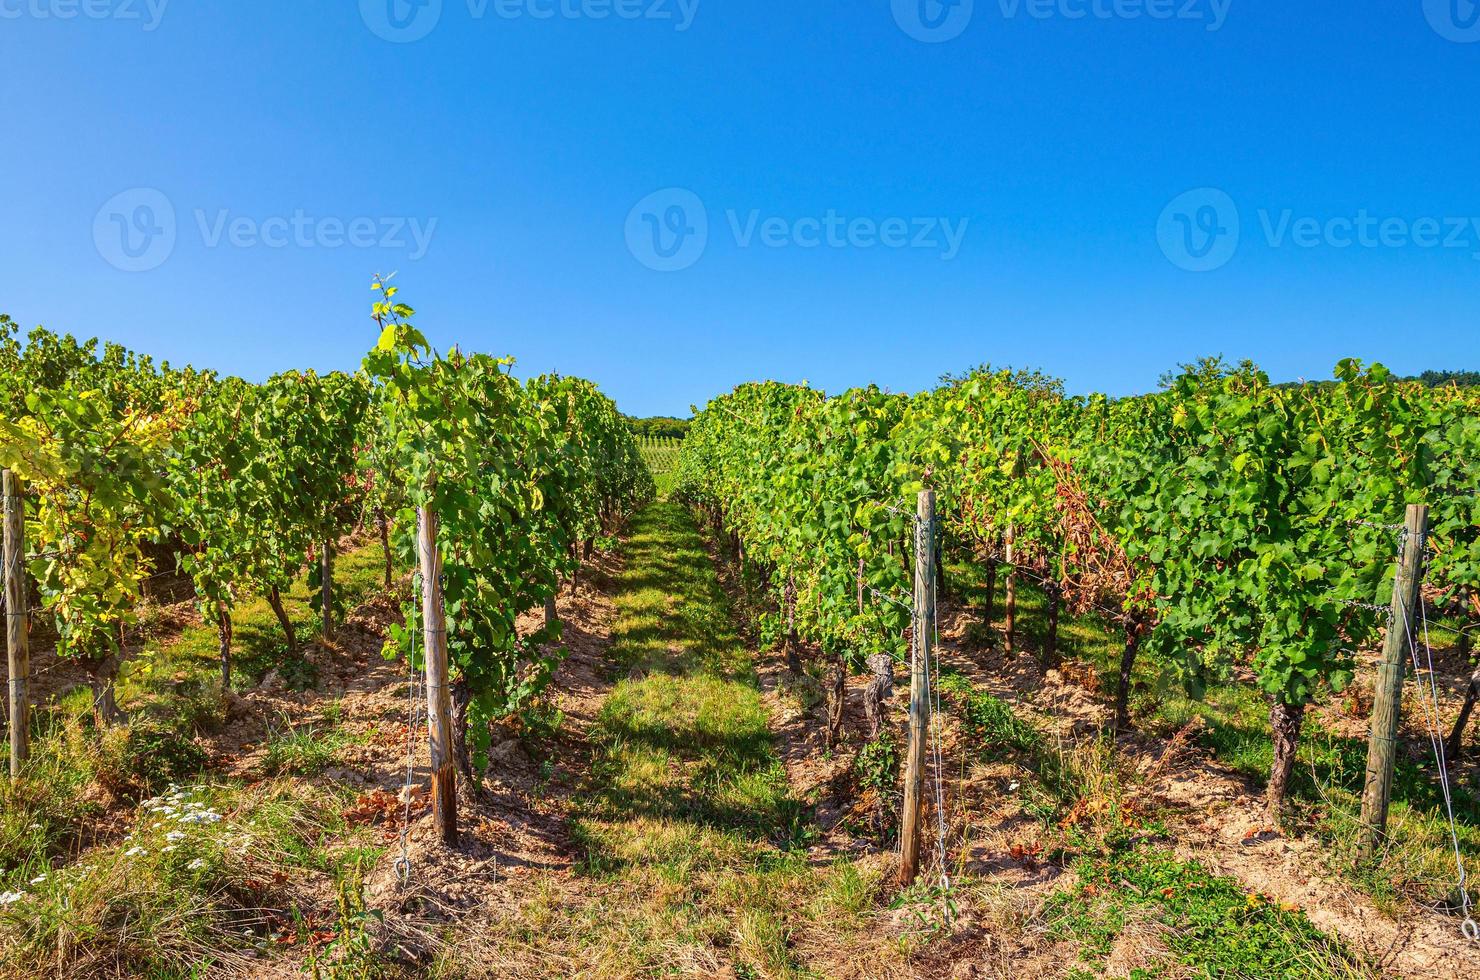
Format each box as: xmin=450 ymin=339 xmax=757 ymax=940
xmin=675 ymin=359 xmax=1480 ymax=816
xmin=0 ymin=283 xmax=653 ymax=777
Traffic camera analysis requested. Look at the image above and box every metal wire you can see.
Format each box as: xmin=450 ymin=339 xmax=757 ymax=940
xmin=396 ymin=571 xmax=424 ymax=888
xmin=1347 ymin=519 xmax=1405 ymax=532
xmin=866 ymin=586 xmax=912 ymax=614
xmin=1394 ymin=535 xmax=1475 ymax=942
xmin=924 ymin=516 xmax=952 ymax=914
xmin=1422 ymin=618 xmax=1477 ymax=641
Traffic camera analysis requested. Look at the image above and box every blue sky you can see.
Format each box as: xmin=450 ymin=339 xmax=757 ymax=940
xmin=2 ymin=1 xmax=1478 ymax=417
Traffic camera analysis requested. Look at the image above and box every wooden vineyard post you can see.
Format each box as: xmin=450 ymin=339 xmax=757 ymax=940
xmin=4 ymin=470 xmax=29 ymax=777
xmin=1003 ymin=523 xmax=1017 ymax=653
xmin=1359 ymin=503 xmax=1428 ymax=862
xmin=320 ymin=542 xmax=335 ymax=640
xmin=900 ymin=490 xmax=935 ymax=887
xmin=418 ymin=507 xmax=458 ymax=845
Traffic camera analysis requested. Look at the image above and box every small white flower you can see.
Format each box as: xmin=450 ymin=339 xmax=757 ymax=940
xmin=26 ymin=823 xmax=42 ymax=832
xmin=187 ymin=859 xmax=205 ymax=871
xmin=0 ymin=892 xmax=25 ymax=906
xmin=124 ymin=846 xmax=147 ymax=858
xmin=166 ymin=831 xmax=186 ymax=842
xmin=29 ymin=875 xmax=46 ymax=885
xmin=161 ymin=846 xmax=177 ymax=853
xmin=1008 ymin=781 xmax=1020 ymax=792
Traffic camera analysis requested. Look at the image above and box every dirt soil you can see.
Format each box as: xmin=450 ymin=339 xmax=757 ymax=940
xmin=923 ymin=599 xmax=1480 ymax=980
xmin=16 ymin=524 xmax=1480 ymax=978
xmin=329 ymin=542 xmax=1477 ymax=978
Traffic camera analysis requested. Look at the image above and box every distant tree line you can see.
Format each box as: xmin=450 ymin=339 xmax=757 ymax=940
xmin=1411 ymin=369 xmax=1480 ymax=388
xmin=1152 ymin=358 xmax=1480 ymax=393
xmin=625 ymin=415 xmax=691 ymax=441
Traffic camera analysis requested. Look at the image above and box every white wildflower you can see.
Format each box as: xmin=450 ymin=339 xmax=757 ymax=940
xmin=0 ymin=892 xmax=25 ymax=906
xmin=187 ymin=859 xmax=205 ymax=871
xmin=166 ymin=831 xmax=186 ymax=842
xmin=124 ymin=846 xmax=147 ymax=858
xmin=29 ymin=875 xmax=46 ymax=885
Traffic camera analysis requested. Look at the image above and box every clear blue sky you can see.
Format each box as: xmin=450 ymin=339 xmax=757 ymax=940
xmin=2 ymin=1 xmax=1478 ymax=417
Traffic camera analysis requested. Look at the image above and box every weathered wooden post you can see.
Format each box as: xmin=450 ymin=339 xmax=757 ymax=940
xmin=1359 ymin=503 xmax=1428 ymax=861
xmin=1003 ymin=523 xmax=1017 ymax=653
xmin=216 ymin=604 xmax=233 ymax=692
xmin=4 ymin=470 xmax=29 ymax=777
xmin=783 ymin=575 xmax=802 ymax=675
xmin=900 ymin=490 xmax=935 ymax=887
xmin=320 ymin=542 xmax=335 ymax=639
xmin=418 ymin=506 xmax=458 ymax=845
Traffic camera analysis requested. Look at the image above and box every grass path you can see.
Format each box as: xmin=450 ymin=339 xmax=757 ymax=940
xmin=453 ymin=500 xmax=905 ymax=978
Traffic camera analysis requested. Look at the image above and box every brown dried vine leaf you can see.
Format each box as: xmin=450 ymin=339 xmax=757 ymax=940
xmin=1041 ymin=451 xmax=1138 ymax=619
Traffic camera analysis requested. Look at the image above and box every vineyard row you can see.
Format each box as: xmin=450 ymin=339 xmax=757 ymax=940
xmin=674 ymin=360 xmax=1480 ymax=818
xmin=0 ymin=282 xmax=655 ymax=780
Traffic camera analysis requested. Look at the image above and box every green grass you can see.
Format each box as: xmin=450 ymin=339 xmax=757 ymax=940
xmin=1044 ymin=845 xmax=1374 ymax=979
xmin=946 ymin=556 xmax=1480 ymax=909
xmin=0 ymin=542 xmax=400 ymax=975
xmin=261 ymin=707 xmax=364 ymax=777
xmin=638 ymin=437 xmax=683 ymax=497
xmin=120 ymin=538 xmax=393 ymax=710
xmin=0 ymin=779 xmax=385 ymax=977
xmin=938 ymin=669 xmax=1042 ymax=757
xmin=574 ymin=502 xmax=813 ymax=961
xmin=438 ymin=501 xmax=911 ymax=978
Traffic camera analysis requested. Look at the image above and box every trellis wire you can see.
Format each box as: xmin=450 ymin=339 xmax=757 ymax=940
xmin=925 ymin=519 xmax=952 ymax=913
xmin=395 ymin=571 xmax=426 ymax=888
xmin=1398 ymin=572 xmax=1477 ymax=942
xmin=842 ymin=493 xmax=1479 ymax=938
